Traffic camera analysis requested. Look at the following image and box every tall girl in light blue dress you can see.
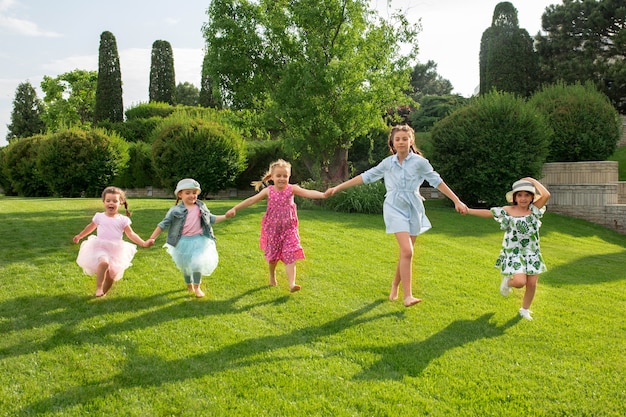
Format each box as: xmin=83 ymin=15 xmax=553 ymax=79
xmin=326 ymin=125 xmax=467 ymax=307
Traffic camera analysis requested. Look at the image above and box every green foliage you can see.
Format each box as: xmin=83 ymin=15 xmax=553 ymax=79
xmin=40 ymin=69 xmax=98 ymax=131
xmin=150 ymin=115 xmax=246 ymax=195
xmin=94 ymin=31 xmax=124 ymax=123
xmin=536 ymin=0 xmax=626 ymax=112
xmin=430 ymin=91 xmax=551 ymax=207
xmin=0 ymin=147 xmax=17 ymax=195
xmin=234 ymin=139 xmax=284 ymax=189
xmin=6 ymin=81 xmax=45 ymax=142
xmin=479 ymin=2 xmax=539 ymax=97
xmin=36 ymin=127 xmax=129 ymax=197
xmin=96 ymin=117 xmax=161 ymax=143
xmin=322 ymin=180 xmax=385 ymax=214
xmin=348 ymin=125 xmax=391 ymax=175
xmin=529 ymin=81 xmax=622 ymax=162
xmin=175 ymin=82 xmax=200 ymax=106
xmin=125 ymin=102 xmax=176 ymax=120
xmin=409 ymin=60 xmax=453 ymax=102
xmin=203 ymin=0 xmax=420 ymax=182
xmin=409 ymin=95 xmax=468 ymax=132
xmin=199 ymin=52 xmax=220 ymax=108
xmin=149 ymin=40 xmax=176 ymax=105
xmin=114 ymin=141 xmax=158 ymax=189
xmin=2 ymin=135 xmax=50 ymax=196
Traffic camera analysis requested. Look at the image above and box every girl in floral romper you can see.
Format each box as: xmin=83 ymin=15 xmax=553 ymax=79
xmin=226 ymin=159 xmax=326 ymax=292
xmin=466 ymin=177 xmax=551 ymax=320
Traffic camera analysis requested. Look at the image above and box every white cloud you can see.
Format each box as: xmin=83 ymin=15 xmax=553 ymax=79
xmin=0 ymin=0 xmax=62 ymax=37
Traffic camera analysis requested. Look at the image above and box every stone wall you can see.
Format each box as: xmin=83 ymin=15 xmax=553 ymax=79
xmin=542 ymin=161 xmax=626 ymax=234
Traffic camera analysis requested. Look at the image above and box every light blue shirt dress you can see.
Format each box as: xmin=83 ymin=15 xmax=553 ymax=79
xmin=361 ymin=152 xmax=443 ymax=236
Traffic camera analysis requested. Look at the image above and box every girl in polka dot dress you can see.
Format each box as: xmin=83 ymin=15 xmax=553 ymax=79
xmin=226 ymin=159 xmax=326 ymax=292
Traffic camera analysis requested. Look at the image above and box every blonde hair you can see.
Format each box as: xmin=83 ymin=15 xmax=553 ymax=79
xmin=101 ymin=186 xmax=131 ymax=217
xmin=388 ymin=124 xmax=422 ymax=156
xmin=251 ymin=159 xmax=292 ymax=191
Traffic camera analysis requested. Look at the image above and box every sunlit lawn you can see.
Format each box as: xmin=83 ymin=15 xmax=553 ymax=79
xmin=0 ymin=196 xmax=624 ymax=416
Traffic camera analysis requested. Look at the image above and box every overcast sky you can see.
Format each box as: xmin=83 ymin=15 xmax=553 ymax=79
xmin=0 ymin=0 xmax=557 ymax=147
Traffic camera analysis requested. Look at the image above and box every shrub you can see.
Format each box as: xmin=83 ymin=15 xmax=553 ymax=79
xmin=151 ymin=115 xmax=246 ymax=196
xmin=97 ymin=117 xmax=161 ymax=143
xmin=125 ymin=102 xmax=175 ymax=120
xmin=0 ymin=146 xmax=17 ymax=196
xmin=430 ymin=91 xmax=551 ymax=207
xmin=323 ymin=181 xmax=385 ymax=214
xmin=528 ymin=81 xmax=622 ymax=162
xmin=409 ymin=94 xmax=468 ymax=132
xmin=235 ymin=140 xmax=284 ymax=189
xmin=37 ymin=127 xmax=129 ymax=197
xmin=349 ymin=126 xmax=390 ymax=176
xmin=114 ymin=141 xmax=158 ymax=189
xmin=2 ymin=135 xmax=50 ymax=196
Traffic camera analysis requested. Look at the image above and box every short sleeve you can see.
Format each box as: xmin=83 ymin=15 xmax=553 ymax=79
xmin=490 ymin=207 xmax=511 ymax=230
xmin=530 ymin=204 xmax=546 ymax=218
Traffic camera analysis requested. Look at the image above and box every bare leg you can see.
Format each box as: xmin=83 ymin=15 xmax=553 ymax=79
xmin=95 ymin=260 xmax=109 ymax=297
xmin=194 ymin=285 xmax=205 ymax=298
xmin=394 ymin=232 xmax=421 ymax=307
xmin=268 ymin=261 xmax=278 ymax=286
xmin=102 ymin=274 xmax=115 ymax=295
xmin=389 ymin=265 xmax=401 ymax=301
xmin=286 ymin=262 xmax=300 ymax=292
xmin=522 ymin=275 xmax=538 ymax=310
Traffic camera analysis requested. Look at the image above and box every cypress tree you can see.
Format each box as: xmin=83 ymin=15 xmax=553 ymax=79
xmin=199 ymin=52 xmax=219 ymax=108
xmin=94 ymin=31 xmax=124 ymax=123
xmin=6 ymin=81 xmax=45 ymax=142
xmin=149 ymin=40 xmax=176 ymax=105
xmin=479 ymin=2 xmax=539 ymax=97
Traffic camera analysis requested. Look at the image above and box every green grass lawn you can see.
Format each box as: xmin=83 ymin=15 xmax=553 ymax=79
xmin=0 ymin=196 xmax=624 ymax=416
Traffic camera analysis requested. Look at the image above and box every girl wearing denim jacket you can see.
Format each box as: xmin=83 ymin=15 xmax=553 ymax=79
xmin=148 ymin=178 xmax=228 ymax=297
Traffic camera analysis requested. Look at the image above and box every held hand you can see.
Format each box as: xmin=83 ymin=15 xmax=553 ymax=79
xmin=73 ymin=235 xmax=81 ymax=244
xmin=144 ymin=239 xmax=155 ymax=247
xmin=324 ymin=187 xmax=336 ymax=197
xmin=225 ymin=209 xmax=236 ymax=218
xmin=455 ymin=201 xmax=468 ymax=215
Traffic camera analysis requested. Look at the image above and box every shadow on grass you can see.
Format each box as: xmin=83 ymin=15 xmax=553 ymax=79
xmin=541 ymin=251 xmax=626 ymax=286
xmin=0 ymin=286 xmax=284 ymax=360
xmin=17 ymin=299 xmax=395 ymax=415
xmin=352 ymin=313 xmax=521 ymax=380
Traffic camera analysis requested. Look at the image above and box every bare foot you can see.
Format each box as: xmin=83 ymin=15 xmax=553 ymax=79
xmin=403 ymin=297 xmax=422 ymax=307
xmin=389 ymin=284 xmax=399 ymax=301
xmin=95 ymin=291 xmax=106 ymax=297
xmin=290 ymin=285 xmax=301 ymax=293
xmin=269 ymin=277 xmax=277 ymax=287
xmin=195 ymin=287 xmax=205 ymax=298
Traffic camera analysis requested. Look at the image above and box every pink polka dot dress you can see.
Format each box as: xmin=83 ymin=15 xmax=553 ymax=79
xmin=260 ymin=184 xmax=305 ymax=265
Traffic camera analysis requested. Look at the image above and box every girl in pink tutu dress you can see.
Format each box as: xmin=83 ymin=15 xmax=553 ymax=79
xmin=226 ymin=159 xmax=326 ymax=292
xmin=73 ymin=187 xmax=153 ymax=297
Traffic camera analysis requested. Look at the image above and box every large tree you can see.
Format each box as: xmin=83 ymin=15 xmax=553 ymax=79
xmin=6 ymin=81 xmax=45 ymax=142
xmin=40 ymin=69 xmax=98 ymax=131
xmin=175 ymin=82 xmax=200 ymax=106
xmin=535 ymin=0 xmax=626 ymax=113
xmin=199 ymin=52 xmax=220 ymax=108
xmin=94 ymin=31 xmax=124 ymax=123
xmin=479 ymin=2 xmax=539 ymax=97
xmin=149 ymin=40 xmax=176 ymax=105
xmin=203 ymin=0 xmax=419 ymax=182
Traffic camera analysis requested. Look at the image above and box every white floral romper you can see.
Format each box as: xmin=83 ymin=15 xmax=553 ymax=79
xmin=491 ymin=204 xmax=547 ymax=276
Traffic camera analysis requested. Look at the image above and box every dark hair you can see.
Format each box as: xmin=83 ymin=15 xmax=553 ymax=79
xmin=387 ymin=124 xmax=422 ymax=156
xmin=101 ymin=186 xmax=131 ymax=216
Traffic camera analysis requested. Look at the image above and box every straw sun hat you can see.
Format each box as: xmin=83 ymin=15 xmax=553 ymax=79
xmin=505 ymin=180 xmax=540 ymax=203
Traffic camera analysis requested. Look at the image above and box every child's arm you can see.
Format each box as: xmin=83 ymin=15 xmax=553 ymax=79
xmin=524 ymin=177 xmax=551 ymax=209
xmin=147 ymin=226 xmax=164 ymax=245
xmin=73 ymin=222 xmax=97 ymax=243
xmin=124 ymin=226 xmax=153 ymax=247
xmin=435 ymin=180 xmax=468 ymax=214
xmin=213 ymin=214 xmax=228 ymax=223
xmin=324 ymin=175 xmax=364 ymax=196
xmin=466 ymin=208 xmax=494 ymax=218
xmin=226 ymin=188 xmax=269 ymax=217
xmin=292 ymin=185 xmax=326 ymax=199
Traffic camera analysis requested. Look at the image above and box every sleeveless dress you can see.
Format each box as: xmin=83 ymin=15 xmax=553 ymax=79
xmin=76 ymin=212 xmax=137 ymax=281
xmin=491 ymin=204 xmax=547 ymax=276
xmin=260 ymin=184 xmax=305 ymax=264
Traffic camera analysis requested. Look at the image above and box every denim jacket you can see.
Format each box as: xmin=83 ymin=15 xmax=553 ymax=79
xmin=157 ymin=200 xmax=217 ymax=246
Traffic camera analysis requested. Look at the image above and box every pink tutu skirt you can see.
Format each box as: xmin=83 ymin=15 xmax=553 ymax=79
xmin=76 ymin=236 xmax=138 ymax=280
